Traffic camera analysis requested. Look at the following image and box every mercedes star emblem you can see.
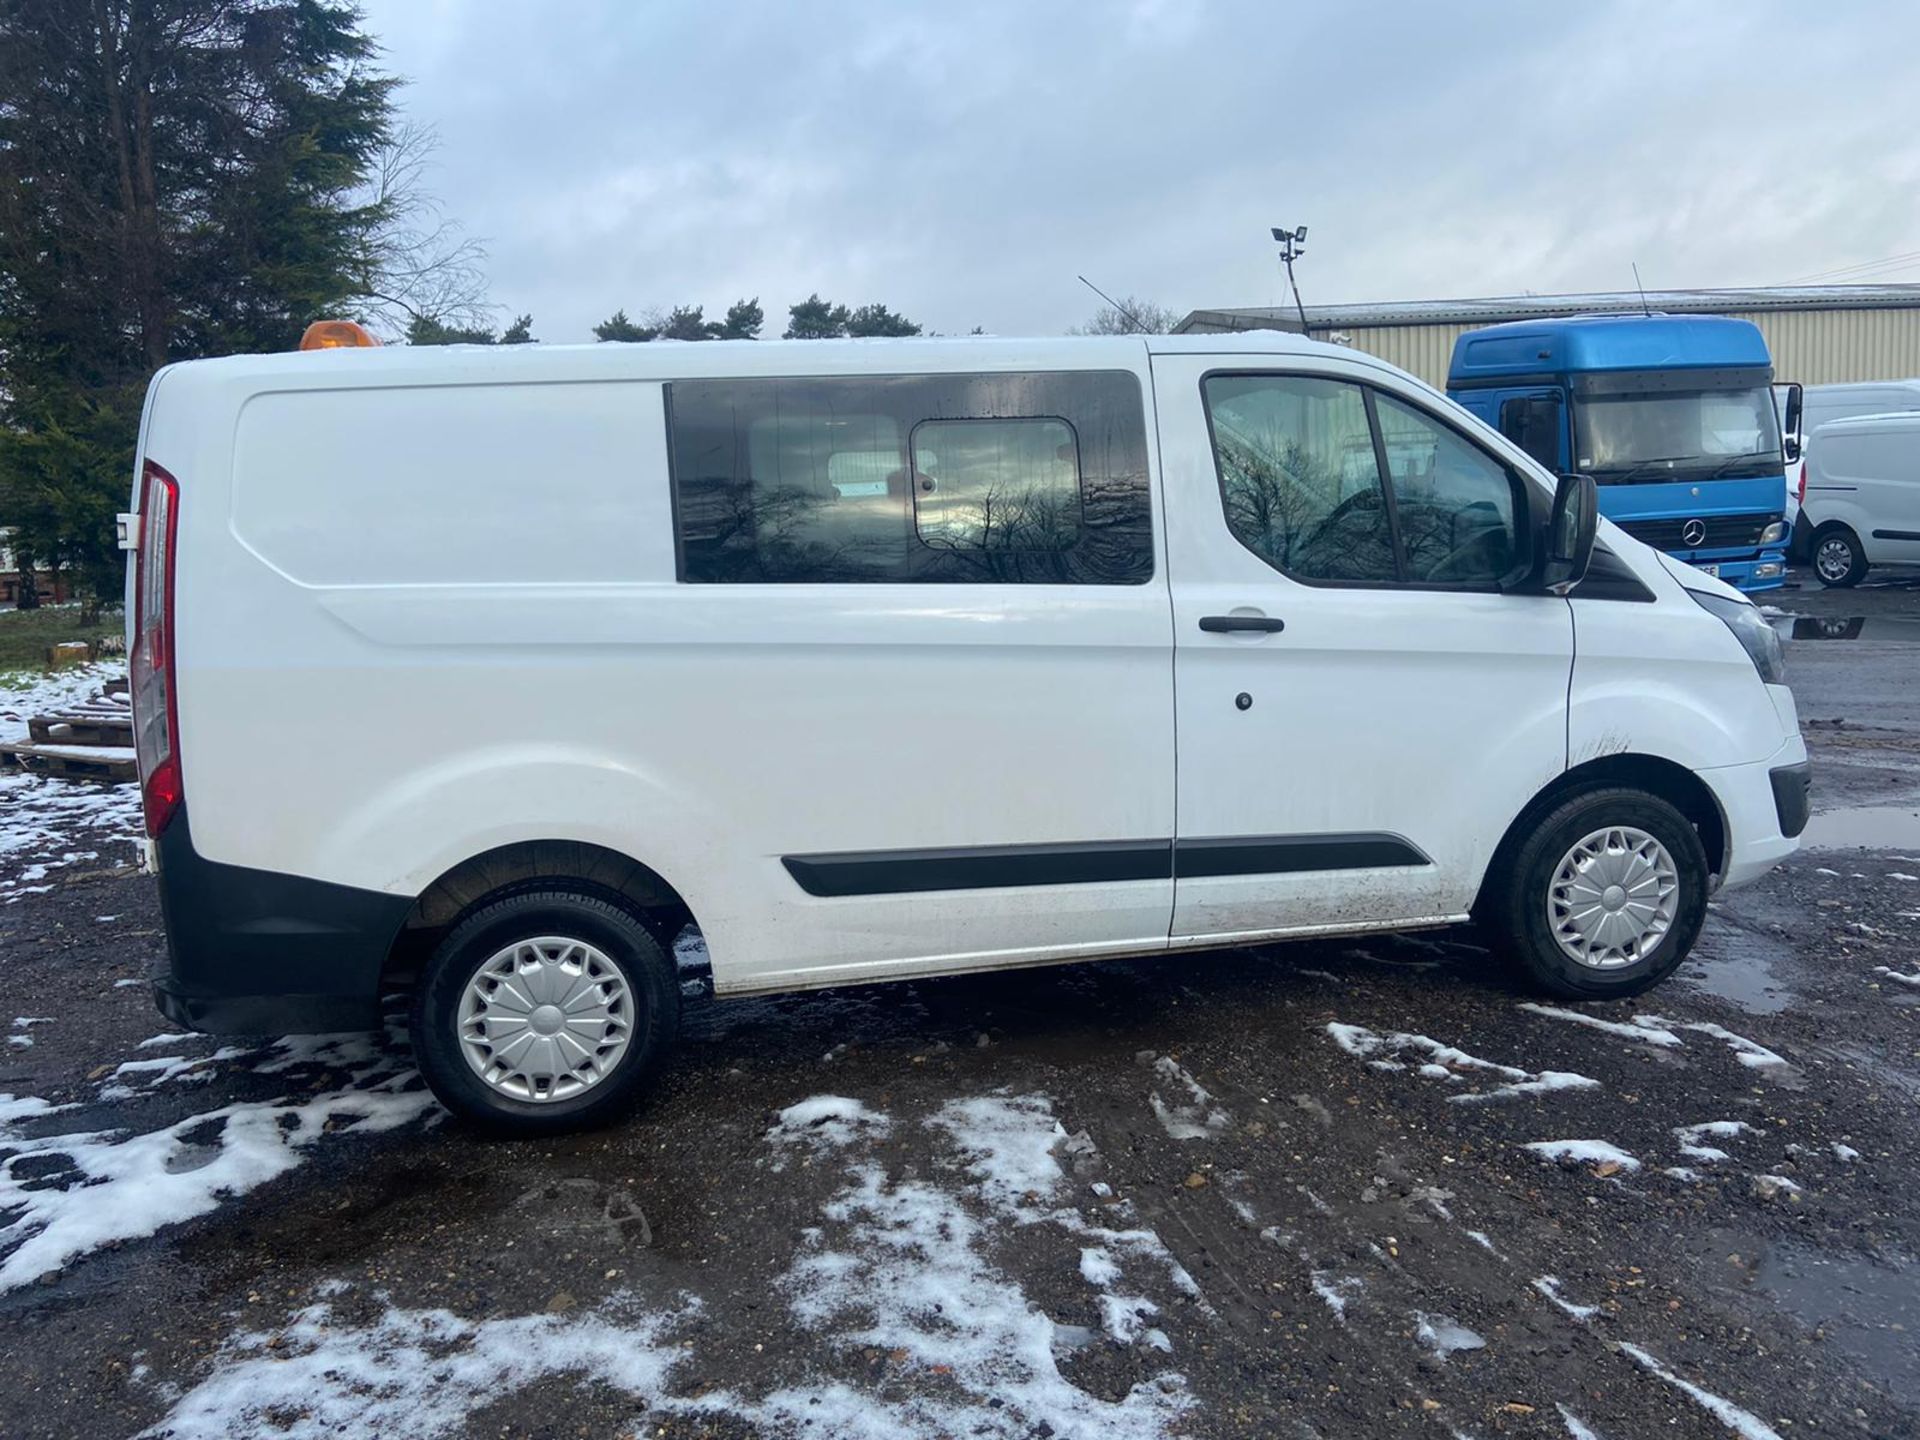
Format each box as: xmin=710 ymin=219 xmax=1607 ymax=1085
xmin=1681 ymin=518 xmax=1707 ymax=547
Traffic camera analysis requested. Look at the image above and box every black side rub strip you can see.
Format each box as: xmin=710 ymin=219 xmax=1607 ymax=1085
xmin=783 ymin=839 xmax=1172 ymax=897
xmin=783 ymin=832 xmax=1429 ymax=897
xmin=1175 ymin=832 xmax=1430 ymax=877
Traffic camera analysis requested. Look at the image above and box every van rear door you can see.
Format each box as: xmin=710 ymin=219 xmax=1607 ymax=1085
xmin=1150 ymin=351 xmax=1574 ymax=942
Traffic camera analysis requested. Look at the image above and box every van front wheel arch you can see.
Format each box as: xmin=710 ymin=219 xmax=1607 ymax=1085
xmin=1477 ymin=786 xmax=1709 ymax=1000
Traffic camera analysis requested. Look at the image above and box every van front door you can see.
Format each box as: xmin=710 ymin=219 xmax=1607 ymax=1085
xmin=1150 ymin=353 xmax=1574 ymax=945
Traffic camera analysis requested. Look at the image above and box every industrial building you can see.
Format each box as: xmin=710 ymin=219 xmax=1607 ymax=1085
xmin=1175 ymin=285 xmax=1920 ymax=389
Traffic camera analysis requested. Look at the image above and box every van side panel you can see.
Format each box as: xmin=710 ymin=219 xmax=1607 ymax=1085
xmin=179 ymin=364 xmax=1176 ymax=997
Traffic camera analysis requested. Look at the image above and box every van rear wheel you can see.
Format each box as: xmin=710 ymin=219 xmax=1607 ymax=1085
xmin=1481 ymin=788 xmax=1708 ymax=1000
xmin=411 ymin=889 xmax=679 ymax=1135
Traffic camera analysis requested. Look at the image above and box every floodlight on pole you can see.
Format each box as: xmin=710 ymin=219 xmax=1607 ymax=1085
xmin=1272 ymin=224 xmax=1310 ymax=334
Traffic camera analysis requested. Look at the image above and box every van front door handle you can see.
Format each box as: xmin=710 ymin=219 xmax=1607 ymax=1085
xmin=1199 ymin=615 xmax=1285 ymax=634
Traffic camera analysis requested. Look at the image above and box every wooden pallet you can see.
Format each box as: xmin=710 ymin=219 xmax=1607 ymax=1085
xmin=0 ymin=739 xmax=138 ymax=782
xmin=28 ymin=712 xmax=134 ymax=746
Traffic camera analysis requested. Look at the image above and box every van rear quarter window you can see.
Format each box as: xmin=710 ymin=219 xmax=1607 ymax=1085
xmin=667 ymin=371 xmax=1152 ymax=583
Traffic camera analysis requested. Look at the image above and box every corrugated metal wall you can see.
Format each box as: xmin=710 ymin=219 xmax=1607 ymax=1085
xmin=1317 ymin=308 xmax=1920 ymax=389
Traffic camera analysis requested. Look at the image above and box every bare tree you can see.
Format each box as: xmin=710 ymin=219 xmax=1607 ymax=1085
xmin=1070 ymin=296 xmax=1182 ymax=335
xmin=347 ymin=122 xmax=492 ymax=336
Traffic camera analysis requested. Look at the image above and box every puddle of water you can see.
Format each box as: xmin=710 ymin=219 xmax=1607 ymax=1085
xmin=1755 ymin=1242 xmax=1920 ymax=1407
xmin=1772 ymin=614 xmax=1920 ymax=644
xmin=1682 ymin=916 xmax=1796 ymax=1014
xmin=1800 ymin=804 xmax=1920 ymax=851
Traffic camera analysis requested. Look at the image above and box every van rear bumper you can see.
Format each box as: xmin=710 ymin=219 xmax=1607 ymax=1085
xmin=152 ymin=807 xmax=411 ymax=1034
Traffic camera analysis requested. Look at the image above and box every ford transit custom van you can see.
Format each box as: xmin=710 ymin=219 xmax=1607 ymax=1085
xmin=124 ymin=332 xmax=1809 ymax=1131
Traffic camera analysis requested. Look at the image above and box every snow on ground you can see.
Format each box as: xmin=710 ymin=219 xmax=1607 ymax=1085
xmin=1533 ymin=1275 xmax=1600 ymax=1322
xmin=766 ymin=1093 xmax=891 ymax=1161
xmin=140 ymin=1291 xmax=701 ymax=1440
xmin=1875 ymin=966 xmax=1920 ymax=988
xmin=1518 ymin=1004 xmax=1794 ymax=1072
xmin=1617 ymin=1343 xmax=1784 ymax=1440
xmin=0 ymin=664 xmax=143 ymax=902
xmin=1523 ymin=1139 xmax=1642 ymax=1172
xmin=1325 ymin=1022 xmax=1599 ymax=1103
xmin=1673 ymin=1120 xmax=1754 ymax=1163
xmin=143 ymin=1089 xmax=1195 ymax=1440
xmin=1559 ymin=1404 xmax=1609 ymax=1440
xmin=1411 ymin=1311 xmax=1486 ymax=1359
xmin=1140 ymin=1053 xmax=1230 ymax=1140
xmin=0 ymin=1030 xmax=434 ymax=1291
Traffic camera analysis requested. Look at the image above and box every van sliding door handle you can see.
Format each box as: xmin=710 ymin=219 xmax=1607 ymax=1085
xmin=1199 ymin=615 xmax=1285 ymax=634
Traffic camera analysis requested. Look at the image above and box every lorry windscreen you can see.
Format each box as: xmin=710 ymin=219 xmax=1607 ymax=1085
xmin=1573 ymin=384 xmax=1781 ymax=483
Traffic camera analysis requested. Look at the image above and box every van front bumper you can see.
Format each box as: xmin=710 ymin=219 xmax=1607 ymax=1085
xmin=152 ymin=806 xmax=411 ymax=1034
xmin=1698 ymin=737 xmax=1810 ymax=891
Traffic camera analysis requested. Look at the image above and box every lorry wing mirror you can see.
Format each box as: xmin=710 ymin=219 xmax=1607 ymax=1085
xmin=1539 ymin=472 xmax=1598 ymax=594
xmin=1781 ymin=382 xmax=1803 ymax=461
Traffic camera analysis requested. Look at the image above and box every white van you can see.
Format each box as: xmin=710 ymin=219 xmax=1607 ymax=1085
xmin=1799 ymin=411 xmax=1920 ymax=585
xmin=124 ymin=331 xmax=1809 ymax=1132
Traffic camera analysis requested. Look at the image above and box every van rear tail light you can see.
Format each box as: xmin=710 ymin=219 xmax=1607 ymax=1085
xmin=130 ymin=461 xmax=182 ymax=837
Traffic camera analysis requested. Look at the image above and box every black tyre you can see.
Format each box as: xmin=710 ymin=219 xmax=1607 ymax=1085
xmin=411 ymin=889 xmax=680 ymax=1135
xmin=1811 ymin=523 xmax=1868 ymax=588
xmin=1480 ymin=787 xmax=1709 ymax=1000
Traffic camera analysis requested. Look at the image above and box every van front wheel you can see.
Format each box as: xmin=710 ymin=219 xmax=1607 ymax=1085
xmin=411 ymin=890 xmax=680 ymax=1134
xmin=1483 ymin=788 xmax=1709 ymax=1000
xmin=1812 ymin=524 xmax=1867 ymax=587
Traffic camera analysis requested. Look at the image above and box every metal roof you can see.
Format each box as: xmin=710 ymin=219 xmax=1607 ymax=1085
xmin=1176 ymin=285 xmax=1920 ymax=333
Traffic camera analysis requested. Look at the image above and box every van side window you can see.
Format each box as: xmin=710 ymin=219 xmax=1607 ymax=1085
xmin=1202 ymin=373 xmax=1528 ymax=589
xmin=910 ymin=418 xmax=1082 ymax=556
xmin=1374 ymin=393 xmax=1520 ymax=585
xmin=1203 ymin=375 xmax=1397 ymax=583
xmin=668 ymin=372 xmax=1151 ymax=584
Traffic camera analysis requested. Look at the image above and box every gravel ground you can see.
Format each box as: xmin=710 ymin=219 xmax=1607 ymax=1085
xmin=1 ymin=571 xmax=1917 ymax=1440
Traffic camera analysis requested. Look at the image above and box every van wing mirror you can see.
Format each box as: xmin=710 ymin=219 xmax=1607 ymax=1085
xmin=1537 ymin=472 xmax=1598 ymax=595
xmin=1781 ymin=382 xmax=1803 ymax=461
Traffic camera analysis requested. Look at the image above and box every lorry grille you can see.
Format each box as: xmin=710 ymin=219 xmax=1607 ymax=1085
xmin=1615 ymin=513 xmax=1775 ymax=550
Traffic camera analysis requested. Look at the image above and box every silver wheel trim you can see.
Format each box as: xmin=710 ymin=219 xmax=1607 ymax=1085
xmin=1815 ymin=536 xmax=1852 ymax=582
xmin=1546 ymin=826 xmax=1680 ymax=970
xmin=457 ymin=936 xmax=634 ymax=1103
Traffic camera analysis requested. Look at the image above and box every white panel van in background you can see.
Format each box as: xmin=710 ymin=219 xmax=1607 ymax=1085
xmin=1799 ymin=412 xmax=1920 ymax=585
xmin=125 ymin=331 xmax=1808 ymax=1133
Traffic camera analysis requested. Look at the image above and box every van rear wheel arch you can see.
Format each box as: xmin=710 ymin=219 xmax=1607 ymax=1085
xmin=383 ymin=840 xmax=699 ymax=995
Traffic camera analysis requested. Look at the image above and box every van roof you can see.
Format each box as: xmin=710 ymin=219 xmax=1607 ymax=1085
xmin=154 ymin=330 xmax=1390 ymax=390
xmin=1815 ymin=410 xmax=1920 ymax=433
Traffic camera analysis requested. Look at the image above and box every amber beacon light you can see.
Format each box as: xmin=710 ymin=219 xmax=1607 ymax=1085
xmin=298 ymin=319 xmax=380 ymax=351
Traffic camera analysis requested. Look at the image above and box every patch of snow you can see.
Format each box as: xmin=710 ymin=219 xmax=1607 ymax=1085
xmin=12 ymin=1016 xmax=51 ymax=1027
xmin=1465 ymin=1229 xmax=1502 ymax=1257
xmin=113 ymin=977 xmax=143 ymax=988
xmin=928 ymin=1092 xmax=1066 ymax=1210
xmin=1326 ymin=1022 xmax=1598 ymax=1103
xmin=1080 ymin=1247 xmax=1119 ymax=1287
xmin=1674 ymin=1120 xmax=1754 ymax=1163
xmin=1888 ymin=872 xmax=1917 ymax=882
xmin=1412 ymin=1311 xmax=1486 ymax=1359
xmin=1672 ymin=1020 xmax=1790 ymax=1071
xmin=1875 ymin=966 xmax=1920 ymax=988
xmin=1832 ymin=1143 xmax=1861 ymax=1162
xmin=1143 ymin=1056 xmax=1229 ymax=1141
xmin=1523 ymin=1139 xmax=1641 ymax=1172
xmin=139 ymin=1032 xmax=197 ymax=1049
xmin=0 ymin=1038 xmax=432 ymax=1291
xmin=1617 ymin=1342 xmax=1785 ymax=1440
xmin=0 ymin=670 xmax=144 ymax=903
xmin=766 ymin=1095 xmax=891 ymax=1159
xmin=140 ymin=1290 xmax=697 ymax=1440
xmin=1753 ymin=1174 xmax=1802 ymax=1197
xmin=1309 ymin=1271 xmax=1362 ymax=1320
xmin=1664 ymin=1167 xmax=1701 ymax=1183
xmin=5 ymin=1035 xmax=29 ymax=1049
xmin=1533 ymin=1275 xmax=1600 ymax=1322
xmin=1097 ymin=1293 xmax=1160 ymax=1345
xmin=1558 ymin=1404 xmax=1609 ymax=1440
xmin=1516 ymin=1002 xmax=1683 ymax=1048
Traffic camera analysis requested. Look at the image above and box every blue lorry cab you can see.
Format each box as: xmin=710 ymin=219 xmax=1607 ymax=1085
xmin=1446 ymin=315 xmax=1788 ymax=591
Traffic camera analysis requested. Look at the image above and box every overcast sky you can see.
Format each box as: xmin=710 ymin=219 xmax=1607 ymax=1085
xmin=356 ymin=0 xmax=1920 ymax=342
